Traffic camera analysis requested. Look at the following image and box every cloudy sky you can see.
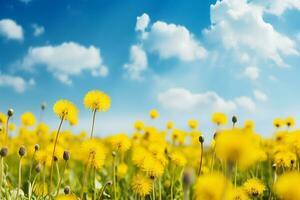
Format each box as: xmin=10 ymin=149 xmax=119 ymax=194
xmin=1 ymin=0 xmax=300 ymax=138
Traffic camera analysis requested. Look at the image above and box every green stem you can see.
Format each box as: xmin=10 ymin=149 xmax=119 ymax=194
xmin=0 ymin=157 xmax=3 ymax=197
xmin=81 ymin=153 xmax=92 ymax=199
xmin=56 ymin=161 xmax=67 ymax=196
xmin=90 ymin=109 xmax=97 ymax=139
xmin=234 ymin=162 xmax=238 ymax=187
xmin=159 ymin=178 xmax=162 ymax=200
xmin=16 ymin=157 xmax=23 ymax=199
xmin=152 ymin=181 xmax=155 ymax=200
xmin=113 ymin=155 xmax=117 ymax=199
xmin=29 ymin=150 xmax=37 ymax=181
xmin=49 ymin=117 xmax=64 ymax=193
xmin=198 ymin=142 xmax=204 ymax=176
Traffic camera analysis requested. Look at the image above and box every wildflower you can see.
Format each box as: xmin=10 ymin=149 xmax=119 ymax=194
xmin=274 ymin=172 xmax=300 ymax=200
xmin=194 ymin=172 xmax=229 ymax=200
xmin=64 ymin=186 xmax=71 ymax=195
xmin=188 ymin=119 xmax=198 ymax=129
xmin=117 ymin=163 xmax=128 ymax=179
xmin=273 ymin=118 xmax=284 ymax=128
xmin=0 ymin=147 xmax=8 ymax=157
xmin=83 ymin=90 xmax=111 ymax=111
xmin=215 ymin=128 xmax=262 ymax=169
xmin=274 ymin=150 xmax=296 ymax=168
xmin=0 ymin=112 xmax=7 ymax=124
xmin=63 ymin=150 xmax=70 ymax=161
xmin=141 ymin=155 xmax=164 ymax=178
xmin=21 ymin=112 xmax=36 ymax=126
xmin=56 ymin=194 xmax=77 ymax=200
xmin=134 ymin=120 xmax=144 ymax=131
xmin=285 ymin=116 xmax=295 ymax=128
xmin=166 ymin=121 xmax=174 ymax=129
xmin=109 ymin=133 xmax=131 ymax=153
xmin=170 ymin=151 xmax=187 ymax=167
xmin=225 ymin=187 xmax=249 ymax=200
xmin=53 ymin=100 xmax=78 ymax=125
xmin=149 ymin=109 xmax=159 ymax=119
xmin=244 ymin=120 xmax=255 ymax=131
xmin=243 ymin=178 xmax=265 ymax=197
xmin=212 ymin=112 xmax=227 ymax=126
xmin=131 ymin=173 xmax=152 ymax=197
xmin=232 ymin=115 xmax=238 ymax=126
xmin=18 ymin=146 xmax=26 ymax=157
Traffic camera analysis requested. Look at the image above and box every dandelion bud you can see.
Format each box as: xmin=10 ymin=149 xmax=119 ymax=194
xmin=53 ymin=156 xmax=58 ymax=162
xmin=41 ymin=102 xmax=47 ymax=111
xmin=7 ymin=108 xmax=14 ymax=117
xmin=183 ymin=169 xmax=194 ymax=188
xmin=0 ymin=127 xmax=2 ymax=132
xmin=35 ymin=163 xmax=42 ymax=173
xmin=272 ymin=163 xmax=277 ymax=170
xmin=18 ymin=146 xmax=26 ymax=157
xmin=63 ymin=150 xmax=70 ymax=161
xmin=107 ymin=180 xmax=112 ymax=186
xmin=0 ymin=147 xmax=8 ymax=157
xmin=34 ymin=144 xmax=40 ymax=151
xmin=112 ymin=151 xmax=116 ymax=157
xmin=232 ymin=115 xmax=237 ymax=125
xmin=198 ymin=136 xmax=204 ymax=144
xmin=64 ymin=186 xmax=71 ymax=195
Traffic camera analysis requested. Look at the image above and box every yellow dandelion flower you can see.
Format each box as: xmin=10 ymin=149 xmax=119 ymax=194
xmin=188 ymin=119 xmax=198 ymax=129
xmin=285 ymin=116 xmax=295 ymax=128
xmin=274 ymin=172 xmax=300 ymax=200
xmin=117 ymin=163 xmax=128 ymax=179
xmin=273 ymin=118 xmax=284 ymax=128
xmin=170 ymin=151 xmax=187 ymax=167
xmin=55 ymin=194 xmax=77 ymax=200
xmin=141 ymin=155 xmax=164 ymax=178
xmin=166 ymin=121 xmax=174 ymax=130
xmin=243 ymin=178 xmax=265 ymax=197
xmin=0 ymin=112 xmax=7 ymax=124
xmin=53 ymin=100 xmax=78 ymax=125
xmin=212 ymin=112 xmax=228 ymax=126
xmin=21 ymin=112 xmax=36 ymax=126
xmin=215 ymin=128 xmax=263 ymax=169
xmin=131 ymin=174 xmax=152 ymax=197
xmin=194 ymin=172 xmax=229 ymax=200
xmin=225 ymin=187 xmax=249 ymax=200
xmin=274 ymin=150 xmax=296 ymax=168
xmin=83 ymin=90 xmax=110 ymax=112
xmin=109 ymin=133 xmax=131 ymax=153
xmin=244 ymin=120 xmax=255 ymax=131
xmin=149 ymin=109 xmax=159 ymax=119
xmin=134 ymin=120 xmax=144 ymax=131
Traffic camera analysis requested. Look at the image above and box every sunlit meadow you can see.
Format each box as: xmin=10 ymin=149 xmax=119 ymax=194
xmin=0 ymin=90 xmax=299 ymax=199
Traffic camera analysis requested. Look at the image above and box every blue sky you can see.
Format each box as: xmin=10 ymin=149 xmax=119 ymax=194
xmin=1 ymin=0 xmax=300 ymax=138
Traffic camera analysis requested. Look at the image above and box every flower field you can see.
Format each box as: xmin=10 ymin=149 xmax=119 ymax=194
xmin=0 ymin=90 xmax=300 ymax=200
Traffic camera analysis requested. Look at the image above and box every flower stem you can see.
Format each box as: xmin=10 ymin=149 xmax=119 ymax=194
xmin=113 ymin=155 xmax=117 ymax=199
xmin=90 ymin=109 xmax=97 ymax=139
xmin=56 ymin=161 xmax=67 ymax=196
xmin=234 ymin=162 xmax=238 ymax=187
xmin=16 ymin=157 xmax=23 ymax=199
xmin=5 ymin=116 xmax=11 ymax=146
xmin=81 ymin=153 xmax=92 ymax=199
xmin=0 ymin=157 xmax=3 ymax=197
xmin=49 ymin=117 xmax=64 ymax=193
xmin=198 ymin=142 xmax=204 ymax=176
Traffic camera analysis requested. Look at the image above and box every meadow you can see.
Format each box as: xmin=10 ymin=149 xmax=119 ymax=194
xmin=0 ymin=89 xmax=299 ymax=200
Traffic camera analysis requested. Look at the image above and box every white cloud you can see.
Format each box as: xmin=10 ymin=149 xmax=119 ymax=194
xmin=135 ymin=13 xmax=150 ymax=32
xmin=32 ymin=24 xmax=45 ymax=37
xmin=143 ymin=20 xmax=207 ymax=61
xmin=123 ymin=45 xmax=148 ymax=80
xmin=21 ymin=42 xmax=108 ymax=85
xmin=0 ymin=74 xmax=34 ymax=93
xmin=204 ymin=0 xmax=298 ymax=67
xmin=158 ymin=87 xmax=256 ymax=113
xmin=0 ymin=19 xmax=23 ymax=41
xmin=254 ymin=89 xmax=268 ymax=102
xmin=256 ymin=0 xmax=300 ymax=16
xmin=244 ymin=66 xmax=259 ymax=80
xmin=235 ymin=96 xmax=256 ymax=112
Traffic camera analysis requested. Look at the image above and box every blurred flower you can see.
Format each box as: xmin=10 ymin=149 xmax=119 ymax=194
xmin=274 ymin=172 xmax=300 ymax=200
xmin=149 ymin=109 xmax=159 ymax=119
xmin=212 ymin=112 xmax=227 ymax=126
xmin=243 ymin=178 xmax=265 ymax=197
xmin=83 ymin=90 xmax=110 ymax=112
xmin=131 ymin=173 xmax=152 ymax=197
xmin=21 ymin=112 xmax=36 ymax=126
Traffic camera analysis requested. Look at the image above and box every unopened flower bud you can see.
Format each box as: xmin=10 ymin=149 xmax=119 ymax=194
xmin=63 ymin=150 xmax=70 ymax=161
xmin=35 ymin=163 xmax=42 ymax=173
xmin=7 ymin=108 xmax=14 ymax=117
xmin=107 ymin=180 xmax=112 ymax=186
xmin=232 ymin=115 xmax=237 ymax=125
xmin=53 ymin=156 xmax=58 ymax=162
xmin=112 ymin=151 xmax=116 ymax=157
xmin=64 ymin=186 xmax=71 ymax=195
xmin=0 ymin=147 xmax=8 ymax=157
xmin=199 ymin=136 xmax=204 ymax=144
xmin=19 ymin=146 xmax=26 ymax=157
xmin=34 ymin=144 xmax=40 ymax=151
xmin=41 ymin=102 xmax=47 ymax=111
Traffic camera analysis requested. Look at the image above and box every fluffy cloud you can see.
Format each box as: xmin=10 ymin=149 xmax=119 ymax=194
xmin=204 ymin=0 xmax=298 ymax=67
xmin=254 ymin=89 xmax=268 ymax=101
xmin=0 ymin=74 xmax=34 ymax=93
xmin=32 ymin=24 xmax=45 ymax=37
xmin=256 ymin=0 xmax=300 ymax=16
xmin=158 ymin=87 xmax=256 ymax=113
xmin=143 ymin=20 xmax=207 ymax=61
xmin=135 ymin=13 xmax=150 ymax=32
xmin=21 ymin=42 xmax=108 ymax=85
xmin=0 ymin=19 xmax=23 ymax=41
xmin=123 ymin=45 xmax=148 ymax=80
xmin=244 ymin=66 xmax=259 ymax=80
